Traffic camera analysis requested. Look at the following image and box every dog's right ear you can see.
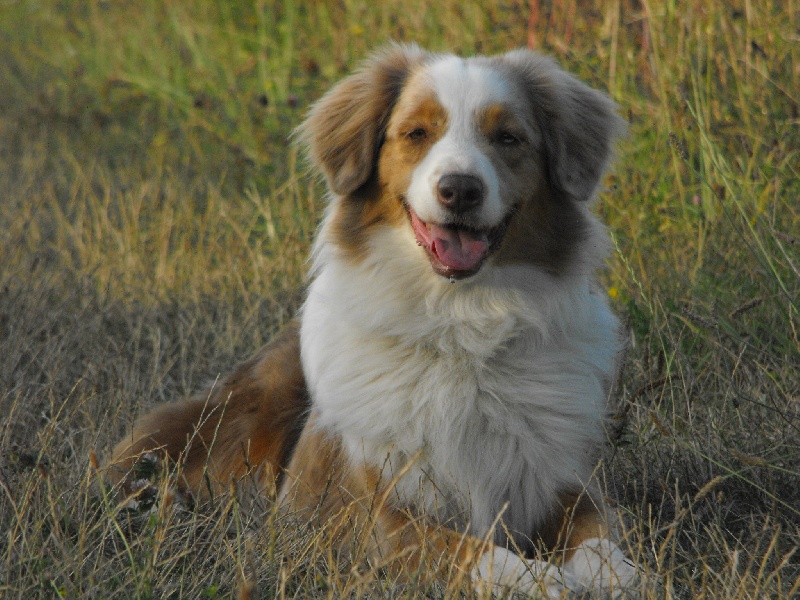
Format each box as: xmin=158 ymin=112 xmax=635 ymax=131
xmin=296 ymin=44 xmax=425 ymax=197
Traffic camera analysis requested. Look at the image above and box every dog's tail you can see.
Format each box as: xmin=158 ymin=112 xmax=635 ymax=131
xmin=108 ymin=322 xmax=309 ymax=498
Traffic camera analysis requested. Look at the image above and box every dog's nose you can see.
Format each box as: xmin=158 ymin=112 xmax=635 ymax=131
xmin=436 ymin=174 xmax=484 ymax=213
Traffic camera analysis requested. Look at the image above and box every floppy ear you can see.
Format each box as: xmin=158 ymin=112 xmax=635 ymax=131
xmin=501 ymin=50 xmax=626 ymax=202
xmin=296 ymin=44 xmax=426 ymax=197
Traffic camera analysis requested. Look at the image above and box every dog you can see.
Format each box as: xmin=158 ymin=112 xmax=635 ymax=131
xmin=111 ymin=44 xmax=641 ymax=597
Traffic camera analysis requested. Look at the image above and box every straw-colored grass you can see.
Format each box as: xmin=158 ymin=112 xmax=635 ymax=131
xmin=1 ymin=0 xmax=798 ymax=597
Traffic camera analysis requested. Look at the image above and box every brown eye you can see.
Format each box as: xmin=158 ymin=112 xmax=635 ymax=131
xmin=406 ymin=127 xmax=428 ymax=142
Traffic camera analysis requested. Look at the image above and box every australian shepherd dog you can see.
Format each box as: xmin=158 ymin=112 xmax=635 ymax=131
xmin=111 ymin=44 xmax=643 ymax=597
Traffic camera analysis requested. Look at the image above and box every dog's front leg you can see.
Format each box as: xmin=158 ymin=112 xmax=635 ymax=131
xmin=544 ymin=490 xmax=643 ymax=597
xmin=280 ymin=421 xmax=589 ymax=596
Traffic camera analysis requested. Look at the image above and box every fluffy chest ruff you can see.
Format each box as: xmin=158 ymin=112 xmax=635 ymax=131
xmin=301 ymin=230 xmax=619 ymax=551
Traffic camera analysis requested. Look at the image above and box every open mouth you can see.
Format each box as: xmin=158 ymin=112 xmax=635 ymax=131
xmin=404 ymin=203 xmax=510 ymax=280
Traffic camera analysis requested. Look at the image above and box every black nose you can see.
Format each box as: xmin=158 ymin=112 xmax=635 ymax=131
xmin=436 ymin=174 xmax=484 ymax=213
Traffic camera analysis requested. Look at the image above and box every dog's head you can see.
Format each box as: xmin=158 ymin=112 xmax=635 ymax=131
xmin=298 ymin=44 xmax=625 ymax=281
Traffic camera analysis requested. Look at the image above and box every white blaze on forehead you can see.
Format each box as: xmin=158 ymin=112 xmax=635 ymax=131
xmin=426 ymin=56 xmax=515 ymax=129
xmin=404 ymin=56 xmax=514 ymax=227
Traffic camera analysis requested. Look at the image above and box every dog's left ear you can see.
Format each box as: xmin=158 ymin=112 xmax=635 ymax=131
xmin=501 ymin=50 xmax=627 ymax=202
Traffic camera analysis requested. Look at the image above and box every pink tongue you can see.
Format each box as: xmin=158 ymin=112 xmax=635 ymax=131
xmin=429 ymin=224 xmax=489 ymax=271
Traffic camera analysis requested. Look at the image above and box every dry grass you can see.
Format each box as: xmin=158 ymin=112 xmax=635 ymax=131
xmin=1 ymin=0 xmax=798 ymax=597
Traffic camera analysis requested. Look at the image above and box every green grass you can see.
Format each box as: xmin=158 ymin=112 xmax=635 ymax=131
xmin=1 ymin=0 xmax=798 ymax=597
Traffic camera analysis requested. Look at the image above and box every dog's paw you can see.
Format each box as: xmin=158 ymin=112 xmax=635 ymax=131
xmin=473 ymin=547 xmax=584 ymax=598
xmin=564 ymin=538 xmax=642 ymax=597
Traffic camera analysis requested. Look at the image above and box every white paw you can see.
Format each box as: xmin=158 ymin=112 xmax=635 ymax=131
xmin=472 ymin=547 xmax=584 ymax=598
xmin=565 ymin=538 xmax=641 ymax=596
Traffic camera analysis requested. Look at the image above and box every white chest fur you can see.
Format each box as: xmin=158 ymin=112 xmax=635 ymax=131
xmin=300 ymin=226 xmax=619 ymax=548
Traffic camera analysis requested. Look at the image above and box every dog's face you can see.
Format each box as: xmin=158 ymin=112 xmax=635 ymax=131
xmin=379 ymin=56 xmax=545 ymax=279
xmin=298 ymin=45 xmax=625 ymax=281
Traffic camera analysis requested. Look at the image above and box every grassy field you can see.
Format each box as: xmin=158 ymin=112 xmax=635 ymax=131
xmin=1 ymin=0 xmax=798 ymax=597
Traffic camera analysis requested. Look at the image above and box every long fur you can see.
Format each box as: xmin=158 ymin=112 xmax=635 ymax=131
xmin=110 ymin=45 xmax=642 ymax=597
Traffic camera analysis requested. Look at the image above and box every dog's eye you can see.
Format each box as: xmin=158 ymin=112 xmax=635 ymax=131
xmin=406 ymin=128 xmax=428 ymax=142
xmin=496 ymin=131 xmax=521 ymax=146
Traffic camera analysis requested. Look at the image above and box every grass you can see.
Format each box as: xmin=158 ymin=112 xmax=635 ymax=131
xmin=1 ymin=0 xmax=798 ymax=597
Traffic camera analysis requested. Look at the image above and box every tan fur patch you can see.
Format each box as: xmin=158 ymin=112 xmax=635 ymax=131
xmin=538 ymin=490 xmax=609 ymax=562
xmin=331 ymin=91 xmax=450 ymax=264
xmin=329 ymin=178 xmax=408 ymax=263
xmin=382 ymin=93 xmax=449 ymax=183
xmin=478 ymin=103 xmax=527 ymax=146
